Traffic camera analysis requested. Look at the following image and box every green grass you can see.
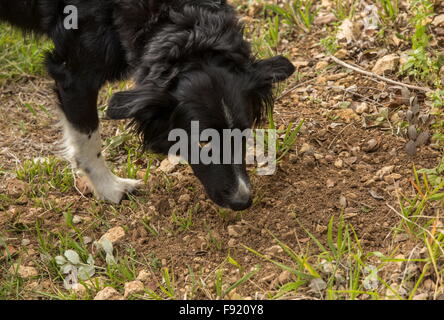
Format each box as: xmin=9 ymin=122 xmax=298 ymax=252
xmin=15 ymin=157 xmax=74 ymax=197
xmin=265 ymin=0 xmax=317 ymax=32
xmin=0 ymin=23 xmax=51 ymax=79
xmin=400 ymin=0 xmax=442 ymax=85
xmin=244 ymin=185 xmax=443 ymax=301
xmin=390 ymin=166 xmax=444 ymax=299
xmin=320 ymin=33 xmax=340 ymax=55
xmin=265 ymin=107 xmax=304 ymax=163
xmin=377 ymin=0 xmax=400 ymax=22
xmin=1 ymin=2 xmax=444 ymax=301
xmin=429 ymin=89 xmax=444 ymax=146
xmin=332 ymin=0 xmax=357 ymax=20
xmin=171 ymin=204 xmax=199 ymax=232
xmin=248 ymin=18 xmax=282 ymax=58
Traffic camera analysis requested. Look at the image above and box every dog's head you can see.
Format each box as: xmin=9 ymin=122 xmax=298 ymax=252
xmin=107 ymin=3 xmax=295 ymax=210
xmin=107 ymin=56 xmax=294 ymax=210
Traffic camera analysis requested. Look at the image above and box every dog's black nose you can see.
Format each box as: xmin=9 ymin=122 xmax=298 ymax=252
xmin=228 ymin=196 xmax=253 ymax=211
xmin=228 ymin=177 xmax=252 ymax=211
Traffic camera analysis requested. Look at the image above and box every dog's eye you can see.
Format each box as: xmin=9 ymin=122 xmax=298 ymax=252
xmin=199 ymin=141 xmax=211 ymax=149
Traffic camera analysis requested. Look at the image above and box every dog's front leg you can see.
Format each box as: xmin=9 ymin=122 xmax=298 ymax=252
xmin=52 ymin=73 xmax=140 ymax=204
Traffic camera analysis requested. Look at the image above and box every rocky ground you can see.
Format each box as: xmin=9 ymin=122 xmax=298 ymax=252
xmin=0 ymin=0 xmax=443 ymax=300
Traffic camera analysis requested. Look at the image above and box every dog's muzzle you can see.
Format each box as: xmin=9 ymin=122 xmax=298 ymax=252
xmin=227 ymin=177 xmax=252 ymax=211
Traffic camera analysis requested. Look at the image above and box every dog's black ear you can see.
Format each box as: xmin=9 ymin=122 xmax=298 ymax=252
xmin=107 ymin=89 xmax=146 ymax=119
xmin=107 ymin=87 xmax=175 ymax=119
xmin=253 ymin=55 xmax=295 ymax=84
xmin=247 ymin=56 xmax=295 ymax=125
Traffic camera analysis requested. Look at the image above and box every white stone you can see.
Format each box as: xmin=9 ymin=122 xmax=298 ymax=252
xmin=124 ymin=280 xmax=145 ymax=298
xmin=100 ymin=226 xmax=125 ymax=244
xmin=9 ymin=264 xmax=38 ymax=278
xmin=94 ymin=287 xmax=123 ymax=300
xmin=372 ymin=54 xmax=400 ymax=75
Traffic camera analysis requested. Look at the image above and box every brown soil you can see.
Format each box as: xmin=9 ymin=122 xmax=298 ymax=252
xmin=1 ymin=7 xmax=443 ymax=300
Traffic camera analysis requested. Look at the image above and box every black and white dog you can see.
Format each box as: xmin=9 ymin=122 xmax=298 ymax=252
xmin=0 ymin=0 xmax=295 ymax=211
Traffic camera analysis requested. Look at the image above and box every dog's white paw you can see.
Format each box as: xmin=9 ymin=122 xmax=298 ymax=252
xmin=94 ymin=176 xmax=142 ymax=204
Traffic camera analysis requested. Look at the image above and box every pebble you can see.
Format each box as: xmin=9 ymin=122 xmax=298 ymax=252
xmin=227 ymin=238 xmax=237 ymax=247
xmin=136 ymin=270 xmax=152 ymax=283
xmin=72 ymin=216 xmax=83 ymax=224
xmin=372 ymin=54 xmax=400 ymax=75
xmin=363 ymin=138 xmax=380 ymax=152
xmin=326 ymin=178 xmax=335 ymax=188
xmin=344 ymin=156 xmax=357 ymax=165
xmin=6 ymin=179 xmax=28 ymax=197
xmin=423 ymin=279 xmax=435 ymax=291
xmin=157 ymin=158 xmax=177 ymax=174
xmin=316 ymin=76 xmax=327 ymax=85
xmin=394 ymin=234 xmax=409 ymax=243
xmin=300 ymin=143 xmax=315 ymax=155
xmin=346 ymin=192 xmax=358 ymax=199
xmin=71 ymin=283 xmax=87 ymax=296
xmin=302 ymin=155 xmax=316 ymax=167
xmin=375 ymin=165 xmax=394 ymax=180
xmin=94 ymin=287 xmax=124 ymax=300
xmin=355 ymin=102 xmax=369 ymax=114
xmin=433 ymin=14 xmax=444 ymax=27
xmin=278 ymin=271 xmax=292 ymax=284
xmin=289 ymin=154 xmax=298 ymax=164
xmin=227 ymin=225 xmax=242 ymax=238
xmin=9 ymin=264 xmax=38 ymax=278
xmin=315 ymin=60 xmax=329 ymax=70
xmin=83 ymin=236 xmax=93 ymax=245
xmin=315 ymin=13 xmax=337 ymax=25
xmin=412 ymin=293 xmax=429 ymax=300
xmin=314 ymin=153 xmax=324 ymax=160
xmin=178 ymin=194 xmax=191 ymax=204
xmin=124 ymin=280 xmax=145 ymax=298
xmin=385 ymin=284 xmax=407 ymax=299
xmin=325 ymin=154 xmax=334 ymax=163
xmin=383 ymin=173 xmax=402 ymax=183
xmin=309 ymin=278 xmax=327 ymax=291
xmin=334 ymin=49 xmax=348 ymax=59
xmin=101 ymin=226 xmax=125 ymax=244
xmin=334 ymin=159 xmax=343 ymax=168
xmin=260 ymin=274 xmax=275 ymax=284
xmin=266 ymin=245 xmax=283 ymax=256
xmin=335 ymin=109 xmax=360 ymax=123
xmin=339 ymin=195 xmax=348 ymax=208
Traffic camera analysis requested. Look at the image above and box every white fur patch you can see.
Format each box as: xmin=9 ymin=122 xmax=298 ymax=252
xmin=230 ymin=174 xmax=250 ymax=204
xmin=236 ymin=176 xmax=250 ymax=197
xmin=59 ymin=118 xmax=140 ymax=203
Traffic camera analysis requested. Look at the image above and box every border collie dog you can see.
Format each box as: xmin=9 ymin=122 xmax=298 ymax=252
xmin=0 ymin=0 xmax=295 ymax=211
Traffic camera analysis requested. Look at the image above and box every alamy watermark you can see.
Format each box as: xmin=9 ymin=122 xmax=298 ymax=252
xmin=63 ymin=5 xmax=78 ymax=30
xmin=168 ymin=121 xmax=277 ymax=175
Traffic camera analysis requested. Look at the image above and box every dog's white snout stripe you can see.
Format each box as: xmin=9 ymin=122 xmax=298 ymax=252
xmin=233 ymin=176 xmax=251 ymax=201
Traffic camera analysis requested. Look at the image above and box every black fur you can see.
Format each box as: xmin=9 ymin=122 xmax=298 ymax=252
xmin=0 ymin=0 xmax=295 ymax=210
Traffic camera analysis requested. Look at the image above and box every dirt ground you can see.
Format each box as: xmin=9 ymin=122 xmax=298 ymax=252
xmin=1 ymin=1 xmax=443 ymax=300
